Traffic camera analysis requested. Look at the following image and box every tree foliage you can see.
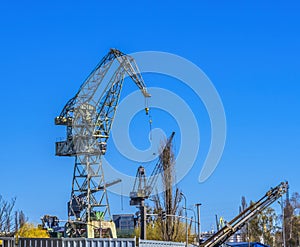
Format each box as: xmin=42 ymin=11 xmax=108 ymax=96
xmin=239 ymin=193 xmax=300 ymax=247
xmin=239 ymin=197 xmax=278 ymax=245
xmin=17 ymin=223 xmax=49 ymax=238
xmin=134 ymin=220 xmax=192 ymax=243
xmin=239 ymin=196 xmax=248 ymax=241
xmin=247 ymin=206 xmax=277 ymax=245
xmin=279 ymin=192 xmax=300 ymax=247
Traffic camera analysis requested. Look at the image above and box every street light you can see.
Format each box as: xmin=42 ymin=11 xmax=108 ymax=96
xmin=195 ymin=203 xmax=202 ymax=245
xmin=278 ymin=198 xmax=286 ymax=247
xmin=180 ymin=192 xmax=188 ymax=247
xmin=183 ymin=207 xmax=197 ymax=238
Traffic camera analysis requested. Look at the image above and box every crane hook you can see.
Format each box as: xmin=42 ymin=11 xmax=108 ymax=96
xmin=145 ymin=107 xmax=149 ymax=115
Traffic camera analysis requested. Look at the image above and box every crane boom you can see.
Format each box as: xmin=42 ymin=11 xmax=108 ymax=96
xmin=55 ymin=49 xmax=150 ymax=156
xmin=56 ymin=49 xmax=149 ymax=123
xmin=200 ymin=181 xmax=288 ymax=247
xmin=55 ymin=49 xmax=150 ymax=238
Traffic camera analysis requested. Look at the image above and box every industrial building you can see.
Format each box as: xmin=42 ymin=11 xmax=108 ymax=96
xmin=113 ymin=214 xmax=135 ymax=237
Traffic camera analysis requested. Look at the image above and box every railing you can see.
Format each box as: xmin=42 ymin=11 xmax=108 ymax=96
xmin=18 ymin=238 xmax=136 ymax=247
xmin=0 ymin=237 xmax=15 ymax=247
xmin=0 ymin=237 xmax=186 ymax=247
xmin=139 ymin=239 xmax=185 ymax=247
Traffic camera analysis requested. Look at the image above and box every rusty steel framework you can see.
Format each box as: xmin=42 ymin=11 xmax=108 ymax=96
xmin=55 ymin=49 xmax=150 ymax=237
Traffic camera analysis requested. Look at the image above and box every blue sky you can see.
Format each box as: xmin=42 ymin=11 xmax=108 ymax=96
xmin=0 ymin=1 xmax=299 ymax=231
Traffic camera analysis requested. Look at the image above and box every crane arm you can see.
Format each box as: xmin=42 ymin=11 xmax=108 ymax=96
xmin=200 ymin=181 xmax=288 ymax=247
xmin=92 ymin=50 xmax=151 ymax=152
xmin=55 ymin=49 xmax=151 ymax=156
xmin=56 ymin=50 xmax=117 ymax=122
xmin=77 ymin=179 xmax=122 ymax=198
xmin=113 ymin=51 xmax=150 ymax=98
xmin=56 ymin=48 xmax=150 ymax=123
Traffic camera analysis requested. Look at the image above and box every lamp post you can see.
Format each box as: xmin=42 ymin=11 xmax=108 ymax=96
xmin=278 ymin=199 xmax=286 ymax=247
xmin=180 ymin=192 xmax=188 ymax=247
xmin=195 ymin=203 xmax=202 ymax=245
xmin=184 ymin=207 xmax=197 ymax=238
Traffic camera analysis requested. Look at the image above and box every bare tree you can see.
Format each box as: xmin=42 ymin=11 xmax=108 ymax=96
xmin=14 ymin=210 xmax=26 ymax=232
xmin=239 ymin=196 xmax=248 ymax=241
xmin=0 ymin=196 xmax=26 ymax=236
xmin=0 ymin=196 xmax=16 ymax=235
xmin=152 ymin=136 xmax=183 ymax=242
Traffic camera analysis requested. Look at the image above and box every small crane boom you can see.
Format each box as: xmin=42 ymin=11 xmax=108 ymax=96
xmin=200 ymin=181 xmax=288 ymax=247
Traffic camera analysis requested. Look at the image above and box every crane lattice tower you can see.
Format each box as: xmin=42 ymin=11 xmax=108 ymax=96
xmin=55 ymin=49 xmax=150 ymax=230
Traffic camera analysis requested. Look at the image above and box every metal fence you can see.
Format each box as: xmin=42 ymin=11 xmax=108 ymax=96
xmin=1 ymin=237 xmax=185 ymax=247
xmin=84 ymin=238 xmax=135 ymax=247
xmin=18 ymin=238 xmax=136 ymax=247
xmin=0 ymin=237 xmax=15 ymax=247
xmin=139 ymin=239 xmax=185 ymax=247
xmin=19 ymin=238 xmax=62 ymax=247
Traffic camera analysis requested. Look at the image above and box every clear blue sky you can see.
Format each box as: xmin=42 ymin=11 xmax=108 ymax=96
xmin=0 ymin=1 xmax=299 ymax=231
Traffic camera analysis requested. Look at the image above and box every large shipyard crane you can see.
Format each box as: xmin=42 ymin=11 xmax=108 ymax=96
xmin=130 ymin=132 xmax=175 ymax=239
xmin=199 ymin=181 xmax=288 ymax=247
xmin=55 ymin=49 xmax=151 ymax=238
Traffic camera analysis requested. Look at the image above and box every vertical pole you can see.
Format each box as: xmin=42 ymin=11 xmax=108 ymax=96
xmin=195 ymin=203 xmax=202 ymax=246
xmin=140 ymin=199 xmax=146 ymax=240
xmin=185 ymin=207 xmax=197 ymax=243
xmin=281 ymin=197 xmax=286 ymax=247
xmin=87 ymin=156 xmax=92 ymax=238
xmin=87 ymin=157 xmax=91 ymax=223
xmin=185 ymin=200 xmax=188 ymax=247
xmin=193 ymin=212 xmax=197 ymax=239
xmin=181 ymin=193 xmax=188 ymax=247
xmin=248 ymin=223 xmax=250 ymax=247
xmin=215 ymin=214 xmax=219 ymax=231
